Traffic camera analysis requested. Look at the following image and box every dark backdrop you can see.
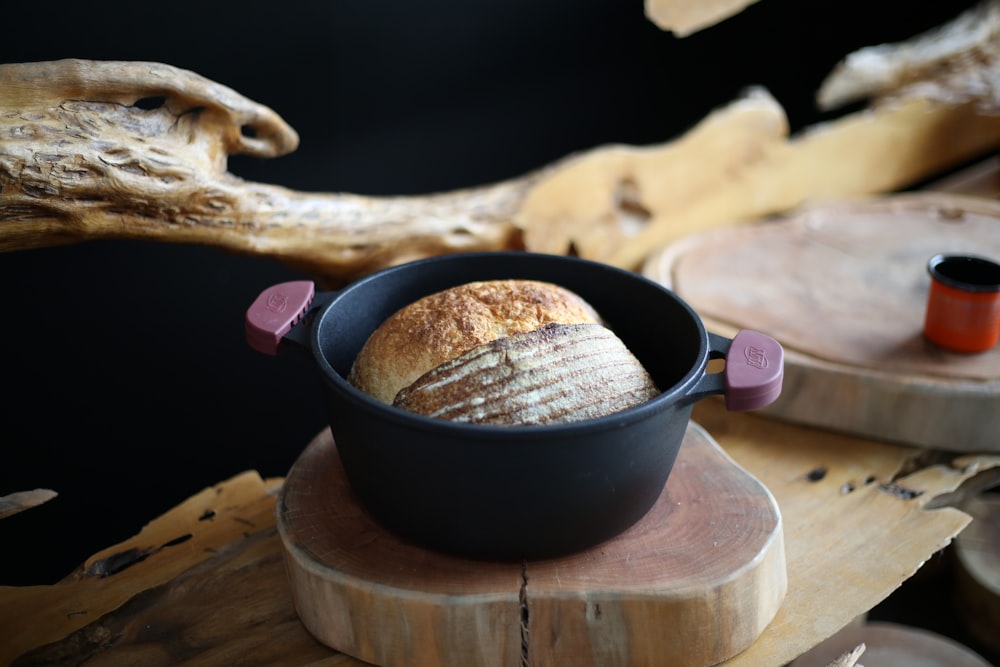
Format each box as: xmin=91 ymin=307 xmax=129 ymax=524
xmin=1 ymin=2 xmax=989 ymax=656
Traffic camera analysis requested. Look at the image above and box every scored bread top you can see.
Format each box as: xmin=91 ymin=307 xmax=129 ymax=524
xmin=394 ymin=323 xmax=659 ymax=425
xmin=348 ymin=279 xmax=603 ymax=404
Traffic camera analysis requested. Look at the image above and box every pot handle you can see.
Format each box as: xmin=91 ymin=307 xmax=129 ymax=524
xmin=245 ymin=280 xmax=325 ymax=355
xmin=687 ymin=330 xmax=784 ymax=411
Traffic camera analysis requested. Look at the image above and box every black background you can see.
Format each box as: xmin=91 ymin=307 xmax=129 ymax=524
xmin=2 ymin=1 xmax=996 ymax=663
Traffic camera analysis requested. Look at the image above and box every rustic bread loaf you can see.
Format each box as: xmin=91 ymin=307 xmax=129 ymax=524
xmin=347 ymin=279 xmax=603 ymax=404
xmin=394 ymin=322 xmax=660 ymax=425
xmin=348 ymin=279 xmax=659 ymax=424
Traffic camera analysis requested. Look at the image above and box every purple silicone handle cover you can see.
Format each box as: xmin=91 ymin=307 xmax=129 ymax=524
xmin=724 ymin=330 xmax=784 ymax=411
xmin=245 ymin=281 xmax=316 ymax=355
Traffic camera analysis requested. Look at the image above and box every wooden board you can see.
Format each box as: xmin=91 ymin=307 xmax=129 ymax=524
xmin=2 ymin=404 xmax=996 ymax=666
xmin=644 ymin=192 xmax=1000 ymax=451
xmin=788 ymin=621 xmax=995 ymax=667
xmin=955 ymin=493 xmax=1000 ymax=657
xmin=277 ymin=422 xmax=786 ymax=667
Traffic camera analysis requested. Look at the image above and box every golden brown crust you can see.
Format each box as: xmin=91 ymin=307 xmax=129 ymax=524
xmin=348 ymin=280 xmax=603 ymax=404
xmin=393 ymin=323 xmax=659 ymax=425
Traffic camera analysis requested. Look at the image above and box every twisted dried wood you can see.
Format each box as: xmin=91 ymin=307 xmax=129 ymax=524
xmin=644 ymin=0 xmax=761 ymax=36
xmin=0 ymin=489 xmax=57 ymax=520
xmin=818 ymin=0 xmax=1000 ymax=112
xmin=0 ymin=59 xmax=530 ymax=285
xmin=4 ymin=58 xmax=1000 ymax=286
xmin=823 ymin=645 xmax=865 ymax=667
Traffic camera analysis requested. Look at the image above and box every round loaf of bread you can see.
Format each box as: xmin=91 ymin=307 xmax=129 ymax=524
xmin=348 ymin=279 xmax=604 ymax=404
xmin=394 ymin=322 xmax=660 ymax=425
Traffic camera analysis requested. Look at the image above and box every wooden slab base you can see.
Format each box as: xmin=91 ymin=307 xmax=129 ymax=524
xmin=955 ymin=493 xmax=1000 ymax=658
xmin=3 ymin=404 xmax=995 ymax=666
xmin=277 ymin=422 xmax=786 ymax=667
xmin=644 ymin=192 xmax=1000 ymax=451
xmin=788 ymin=621 xmax=994 ymax=667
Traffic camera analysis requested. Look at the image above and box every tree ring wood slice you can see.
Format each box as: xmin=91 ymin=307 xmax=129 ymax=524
xmin=277 ymin=422 xmax=786 ymax=667
xmin=955 ymin=493 xmax=1000 ymax=658
xmin=644 ymin=192 xmax=1000 ymax=452
xmin=788 ymin=621 xmax=995 ymax=667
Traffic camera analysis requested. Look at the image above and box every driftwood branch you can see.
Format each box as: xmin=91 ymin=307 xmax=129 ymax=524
xmin=824 ymin=644 xmax=866 ymax=667
xmin=4 ymin=44 xmax=1000 ymax=285
xmin=0 ymin=59 xmax=528 ymax=286
xmin=644 ymin=0 xmax=761 ymax=37
xmin=0 ymin=489 xmax=58 ymax=520
xmin=818 ymin=0 xmax=1000 ymax=111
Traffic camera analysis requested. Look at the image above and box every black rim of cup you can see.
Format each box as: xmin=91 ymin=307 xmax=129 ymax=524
xmin=927 ymin=254 xmax=1000 ymax=293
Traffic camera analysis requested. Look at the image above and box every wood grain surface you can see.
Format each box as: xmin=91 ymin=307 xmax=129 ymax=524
xmin=788 ymin=621 xmax=994 ymax=667
xmin=955 ymin=493 xmax=1000 ymax=658
xmin=278 ymin=421 xmax=785 ymax=667
xmin=5 ymin=61 xmax=1000 ymax=284
xmin=644 ymin=192 xmax=1000 ymax=451
xmin=1 ymin=402 xmax=997 ymax=666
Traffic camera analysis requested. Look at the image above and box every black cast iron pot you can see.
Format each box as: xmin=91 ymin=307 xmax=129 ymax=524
xmin=246 ymin=251 xmax=783 ymax=560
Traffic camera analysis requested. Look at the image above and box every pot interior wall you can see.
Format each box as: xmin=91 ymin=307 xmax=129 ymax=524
xmin=314 ymin=253 xmax=705 ymax=395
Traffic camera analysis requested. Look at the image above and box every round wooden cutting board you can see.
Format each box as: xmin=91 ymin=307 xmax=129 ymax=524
xmin=788 ymin=621 xmax=994 ymax=667
xmin=277 ymin=422 xmax=786 ymax=667
xmin=955 ymin=493 xmax=1000 ymax=658
xmin=644 ymin=192 xmax=1000 ymax=452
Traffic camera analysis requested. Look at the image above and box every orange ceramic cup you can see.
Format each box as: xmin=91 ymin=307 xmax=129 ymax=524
xmin=923 ymin=254 xmax=1000 ymax=353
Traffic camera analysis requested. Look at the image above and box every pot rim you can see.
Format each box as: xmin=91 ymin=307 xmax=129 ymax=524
xmin=307 ymin=251 xmax=713 ymax=437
